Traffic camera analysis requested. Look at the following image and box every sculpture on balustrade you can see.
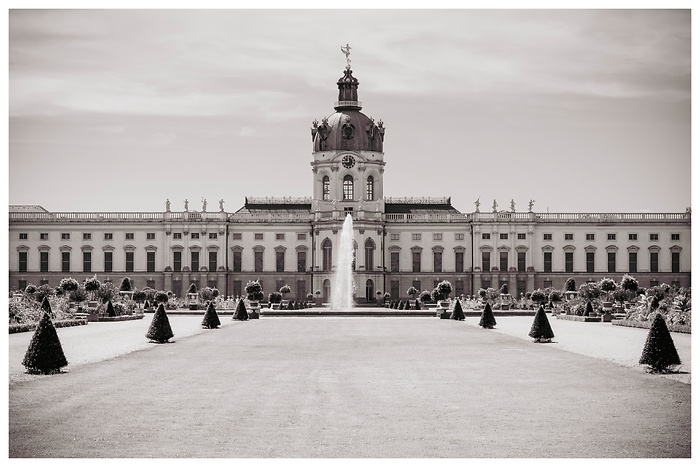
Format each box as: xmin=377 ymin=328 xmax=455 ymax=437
xmin=219 ymin=199 xmax=225 ymax=211
xmin=510 ymin=199 xmax=516 ymax=212
xmin=528 ymin=199 xmax=535 ymax=212
xmin=184 ymin=199 xmax=189 ymax=211
xmin=165 ymin=199 xmax=170 ymax=212
xmin=492 ymin=199 xmax=498 ymax=213
xmin=475 ymin=197 xmax=480 ymax=213
xmin=202 ymin=198 xmax=207 ymax=212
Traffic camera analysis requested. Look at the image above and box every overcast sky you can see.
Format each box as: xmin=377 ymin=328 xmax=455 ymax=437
xmin=7 ymin=7 xmax=692 ymax=214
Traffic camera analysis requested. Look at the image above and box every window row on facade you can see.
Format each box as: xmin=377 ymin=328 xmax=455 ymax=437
xmin=322 ymin=175 xmax=375 ymax=201
xmin=389 ymin=232 xmax=466 ymax=241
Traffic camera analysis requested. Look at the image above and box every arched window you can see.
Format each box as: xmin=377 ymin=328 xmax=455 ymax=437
xmin=343 ymin=175 xmax=354 ymax=200
xmin=366 ymin=176 xmax=374 ymax=201
xmin=322 ymin=238 xmax=332 ymax=271
xmin=365 ymin=238 xmax=375 ymax=271
xmin=322 ymin=176 xmax=330 ymax=201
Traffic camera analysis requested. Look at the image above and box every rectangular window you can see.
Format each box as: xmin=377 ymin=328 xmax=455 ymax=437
xmin=517 ymin=233 xmax=526 ymax=240
xmin=433 ymin=233 xmax=443 ymax=241
xmin=41 ymin=251 xmax=49 ymax=272
xmin=650 ymin=252 xmax=659 ymax=273
xmin=543 ymin=280 xmax=553 ymax=289
xmin=82 ymin=233 xmax=91 ymax=240
xmin=147 ymin=233 xmax=156 ymax=240
xmin=83 ymin=251 xmax=92 ymax=272
xmin=412 ymin=251 xmax=421 ymax=272
xmin=297 ymin=251 xmax=307 ymax=272
xmin=209 ymin=233 xmax=218 ymax=240
xmin=254 ymin=233 xmax=264 ymax=240
xmin=629 ymin=252 xmax=637 ymax=273
xmin=455 ymin=233 xmax=464 ymax=241
xmin=191 ymin=233 xmax=200 ymax=240
xmin=191 ymin=251 xmax=199 ymax=272
xmin=412 ymin=233 xmax=421 ymax=241
xmin=671 ymin=280 xmax=680 ymax=288
xmin=254 ymin=251 xmax=263 ymax=272
xmin=607 ymin=252 xmax=616 ymax=273
xmin=173 ymin=232 xmax=182 ymax=240
xmin=517 ymin=251 xmax=526 ymax=272
xmin=125 ymin=233 xmax=134 ymax=240
xmin=482 ymin=233 xmax=491 ymax=240
xmin=433 ymin=251 xmax=442 ymax=273
xmin=543 ymin=252 xmax=552 ymax=273
xmin=517 ymin=278 xmax=526 ymax=299
xmin=62 ymin=252 xmax=70 ymax=272
xmin=173 ymin=251 xmax=182 ymax=272
xmin=61 ymin=233 xmax=71 ymax=240
xmin=629 ymin=234 xmax=638 ymax=241
xmin=18 ymin=279 xmax=27 ymax=290
xmin=500 ymin=251 xmax=508 ymax=271
xmin=565 ymin=252 xmax=573 ymax=273
xmin=232 ymin=233 xmax=242 ymax=240
xmin=564 ymin=233 xmax=573 ymax=241
xmin=147 ymin=251 xmax=156 ymax=272
xmin=671 ymin=233 xmax=680 ymax=241
xmin=209 ymin=251 xmax=217 ymax=272
xmin=104 ymin=251 xmax=112 ymax=272
xmin=650 ymin=233 xmax=659 ymax=241
xmin=390 ymin=252 xmax=400 ymax=272
xmin=543 ymin=234 xmax=552 ymax=241
xmin=390 ymin=280 xmax=400 ymax=300
xmin=233 ymin=251 xmax=242 ymax=272
xmin=481 ymin=279 xmax=491 ymax=290
xmin=104 ymin=233 xmax=113 ymax=241
xmin=276 ymin=251 xmax=285 ymax=272
xmin=455 ymin=280 xmax=464 ymax=298
xmin=232 ymin=281 xmax=242 ymax=299
xmin=390 ymin=233 xmax=400 ymax=241
xmin=125 ymin=252 xmax=134 ymax=272
xmin=275 ymin=233 xmax=285 ymax=241
xmin=297 ymin=233 xmax=307 ymax=241
xmin=500 ymin=233 xmax=508 ymax=240
xmin=455 ymin=252 xmax=464 ymax=273
xmin=586 ymin=252 xmax=595 ymax=273
xmin=19 ymin=233 xmax=28 ymax=240
xmin=649 ymin=279 xmax=659 ymax=287
xmin=607 ymin=233 xmax=617 ymax=241
xmin=672 ymin=252 xmax=680 ymax=273
xmin=586 ymin=234 xmax=595 ymax=241
xmin=40 ymin=233 xmax=49 ymax=240
xmin=482 ymin=251 xmax=490 ymax=271
xmin=18 ymin=251 xmax=27 ymax=272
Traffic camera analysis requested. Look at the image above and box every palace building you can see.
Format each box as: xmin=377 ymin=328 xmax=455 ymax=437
xmin=8 ymin=60 xmax=692 ymax=302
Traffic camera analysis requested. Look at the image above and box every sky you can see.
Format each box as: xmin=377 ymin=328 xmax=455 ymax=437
xmin=5 ymin=4 xmax=693 ymax=214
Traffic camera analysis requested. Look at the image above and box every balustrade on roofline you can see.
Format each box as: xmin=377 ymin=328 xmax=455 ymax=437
xmin=8 ymin=211 xmax=227 ymax=223
xmin=473 ymin=212 xmax=689 ymax=222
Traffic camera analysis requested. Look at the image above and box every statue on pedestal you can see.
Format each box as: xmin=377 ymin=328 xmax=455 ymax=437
xmin=165 ymin=199 xmax=170 ymax=212
xmin=184 ymin=199 xmax=189 ymax=211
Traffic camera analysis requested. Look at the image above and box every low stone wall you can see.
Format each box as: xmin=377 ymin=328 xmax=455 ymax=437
xmin=612 ymin=319 xmax=691 ymax=334
xmin=9 ymin=318 xmax=88 ymax=334
xmin=97 ymin=313 xmax=145 ymax=322
xmin=556 ymin=314 xmax=602 ymax=323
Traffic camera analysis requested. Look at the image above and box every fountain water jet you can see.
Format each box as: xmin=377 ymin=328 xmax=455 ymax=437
xmin=331 ymin=214 xmax=355 ymax=311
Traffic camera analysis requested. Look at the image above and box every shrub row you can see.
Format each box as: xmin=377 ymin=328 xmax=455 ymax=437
xmin=612 ymin=319 xmax=691 ymax=334
xmin=9 ymin=318 xmax=87 ymax=334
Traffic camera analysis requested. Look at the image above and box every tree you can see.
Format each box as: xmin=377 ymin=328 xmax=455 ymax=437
xmin=34 ymin=284 xmax=55 ymax=304
xmin=211 ymin=288 xmax=220 ymax=299
xmin=22 ymin=310 xmax=68 ymax=375
xmin=530 ymin=289 xmax=547 ymax=306
xmin=583 ymin=301 xmax=594 ymax=317
xmin=201 ymin=301 xmax=221 ymax=329
xmin=245 ymin=280 xmax=264 ymax=302
xmin=84 ymin=276 xmax=101 ymax=300
xmin=154 ymin=290 xmax=169 ymax=304
xmin=499 ymin=283 xmax=509 ymax=295
xmin=199 ymin=287 xmax=214 ymax=302
xmin=268 ymin=292 xmax=282 ymax=304
xmin=578 ymin=282 xmax=602 ymax=302
xmin=233 ymin=297 xmax=249 ymax=321
xmin=564 ymin=277 xmax=576 ymax=292
xmin=187 ymin=283 xmax=198 ymax=294
xmin=418 ymin=290 xmax=431 ymax=303
xmin=24 ymin=284 xmax=37 ymax=295
xmin=106 ymin=300 xmax=116 ymax=317
xmin=436 ymin=280 xmax=452 ymax=300
xmin=639 ymin=313 xmax=681 ymax=373
xmin=479 ymin=302 xmax=497 ymax=329
xmin=60 ymin=277 xmax=79 ymax=294
xmin=280 ymin=284 xmax=291 ymax=296
xmin=620 ymin=274 xmax=639 ymax=298
xmin=119 ymin=277 xmax=133 ymax=292
xmin=406 ymin=286 xmax=418 ymax=297
xmin=529 ymin=306 xmax=555 ymax=343
xmin=599 ymin=277 xmax=617 ymax=301
xmin=146 ymin=303 xmax=174 ymax=343
xmin=548 ymin=289 xmax=563 ymax=308
xmin=97 ymin=281 xmax=118 ymax=304
xmin=450 ymin=298 xmax=465 ymax=321
xmin=132 ymin=289 xmax=147 ymax=308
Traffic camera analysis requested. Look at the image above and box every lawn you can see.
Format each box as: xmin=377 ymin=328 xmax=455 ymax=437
xmin=8 ymin=317 xmax=691 ymax=458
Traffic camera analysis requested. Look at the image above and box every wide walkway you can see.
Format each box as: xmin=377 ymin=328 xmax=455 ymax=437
xmin=8 ymin=314 xmax=691 ymax=457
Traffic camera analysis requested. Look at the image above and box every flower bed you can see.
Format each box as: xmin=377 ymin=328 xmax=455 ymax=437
xmin=612 ymin=319 xmax=691 ymax=334
xmin=97 ymin=314 xmax=145 ymax=322
xmin=9 ymin=318 xmax=88 ymax=334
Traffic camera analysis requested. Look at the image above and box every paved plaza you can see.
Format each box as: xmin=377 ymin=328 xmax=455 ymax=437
xmin=8 ymin=314 xmax=692 ymax=457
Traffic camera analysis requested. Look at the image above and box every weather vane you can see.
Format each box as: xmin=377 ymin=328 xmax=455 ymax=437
xmin=341 ymin=43 xmax=352 ymax=69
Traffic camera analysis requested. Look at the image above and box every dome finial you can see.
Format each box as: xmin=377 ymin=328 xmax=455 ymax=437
xmin=341 ymin=43 xmax=352 ymax=70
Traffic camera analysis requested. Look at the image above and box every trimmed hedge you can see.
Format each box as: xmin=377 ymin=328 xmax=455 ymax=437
xmin=613 ymin=319 xmax=691 ymax=334
xmin=10 ymin=318 xmax=87 ymax=334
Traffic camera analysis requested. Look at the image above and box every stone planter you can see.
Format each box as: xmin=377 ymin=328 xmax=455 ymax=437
xmin=602 ymin=312 xmax=613 ymax=322
xmin=281 ymin=300 xmax=289 ymax=309
xmin=438 ymin=300 xmax=451 ymax=309
xmin=438 ymin=310 xmax=451 ymax=319
xmin=271 ymin=303 xmax=281 ymax=310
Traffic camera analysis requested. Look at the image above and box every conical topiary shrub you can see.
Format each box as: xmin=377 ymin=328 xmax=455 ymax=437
xmin=146 ymin=303 xmax=174 ymax=343
xmin=106 ymin=300 xmax=116 ymax=317
xmin=528 ymin=305 xmax=555 ymax=343
xmin=233 ymin=298 xmax=249 ymax=321
xmin=639 ymin=313 xmax=681 ymax=373
xmin=478 ymin=302 xmax=497 ymax=329
xmin=202 ymin=301 xmax=221 ymax=329
xmin=40 ymin=296 xmax=54 ymax=318
xmin=583 ymin=301 xmax=593 ymax=317
xmin=450 ymin=298 xmax=465 ymax=320
xmin=22 ymin=311 xmax=68 ymax=375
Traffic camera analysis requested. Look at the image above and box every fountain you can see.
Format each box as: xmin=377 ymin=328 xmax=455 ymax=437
xmin=330 ymin=213 xmax=355 ymax=311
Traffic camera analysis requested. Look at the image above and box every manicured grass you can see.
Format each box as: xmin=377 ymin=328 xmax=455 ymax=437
xmin=9 ymin=318 xmax=691 ymax=458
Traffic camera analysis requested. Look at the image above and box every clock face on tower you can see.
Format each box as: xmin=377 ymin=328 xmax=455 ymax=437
xmin=341 ymin=155 xmax=356 ymax=169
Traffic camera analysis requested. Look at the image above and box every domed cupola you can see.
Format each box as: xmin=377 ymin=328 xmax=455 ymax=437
xmin=311 ymin=48 xmax=385 ymax=153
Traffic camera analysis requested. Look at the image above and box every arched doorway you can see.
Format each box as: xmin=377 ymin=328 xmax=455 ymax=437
xmin=323 ymin=279 xmax=331 ymax=303
xmin=366 ymin=279 xmax=374 ymax=303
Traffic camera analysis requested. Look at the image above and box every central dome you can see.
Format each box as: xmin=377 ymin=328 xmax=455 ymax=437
xmin=311 ymin=67 xmax=385 ymax=152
